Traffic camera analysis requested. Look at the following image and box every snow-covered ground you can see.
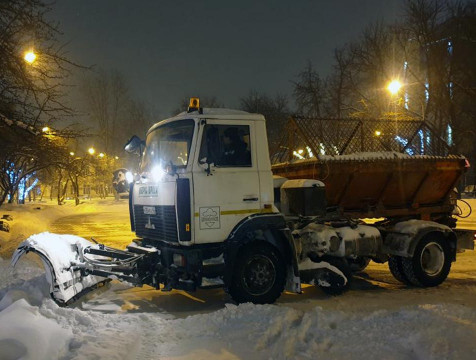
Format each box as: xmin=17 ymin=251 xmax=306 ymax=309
xmin=1 ymin=198 xmax=476 ymax=359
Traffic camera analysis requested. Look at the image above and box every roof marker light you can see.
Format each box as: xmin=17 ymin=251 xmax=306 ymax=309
xmin=187 ymin=97 xmax=200 ymax=113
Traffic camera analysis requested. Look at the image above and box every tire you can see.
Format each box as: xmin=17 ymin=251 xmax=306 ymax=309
xmin=348 ymin=257 xmax=371 ymax=273
xmin=401 ymin=235 xmax=452 ymax=287
xmin=229 ymin=243 xmax=286 ymax=304
xmin=388 ymin=256 xmax=412 ymax=284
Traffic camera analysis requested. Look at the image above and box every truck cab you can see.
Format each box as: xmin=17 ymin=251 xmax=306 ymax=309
xmin=131 ymin=106 xmax=275 ymax=246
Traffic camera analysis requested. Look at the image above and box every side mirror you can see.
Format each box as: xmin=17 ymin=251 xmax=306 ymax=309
xmin=199 ymin=157 xmax=214 ymax=176
xmin=124 ymin=135 xmax=144 ymax=155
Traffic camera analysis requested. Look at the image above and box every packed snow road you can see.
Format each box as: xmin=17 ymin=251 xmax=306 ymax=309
xmin=1 ymin=198 xmax=476 ymax=359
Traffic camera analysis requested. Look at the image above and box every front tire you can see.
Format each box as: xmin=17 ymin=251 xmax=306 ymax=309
xmin=229 ymin=243 xmax=286 ymax=304
xmin=401 ymin=235 xmax=452 ymax=287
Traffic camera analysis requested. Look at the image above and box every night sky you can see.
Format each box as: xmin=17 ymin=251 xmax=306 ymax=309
xmin=51 ymin=0 xmax=402 ymax=118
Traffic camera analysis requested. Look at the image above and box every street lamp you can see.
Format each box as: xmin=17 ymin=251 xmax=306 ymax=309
xmin=69 ymin=152 xmax=75 ymax=156
xmin=375 ymin=130 xmax=382 ymax=137
xmin=88 ymin=147 xmax=95 ymax=155
xmin=42 ymin=126 xmax=50 ymax=133
xmin=387 ymin=80 xmax=402 ymax=95
xmin=99 ymin=153 xmax=105 ymax=158
xmin=24 ymin=50 xmax=37 ymax=64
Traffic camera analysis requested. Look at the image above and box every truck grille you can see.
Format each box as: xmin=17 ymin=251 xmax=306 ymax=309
xmin=134 ymin=205 xmax=178 ymax=243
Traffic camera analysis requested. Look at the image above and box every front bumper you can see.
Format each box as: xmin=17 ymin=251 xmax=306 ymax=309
xmin=138 ymin=238 xmax=224 ymax=291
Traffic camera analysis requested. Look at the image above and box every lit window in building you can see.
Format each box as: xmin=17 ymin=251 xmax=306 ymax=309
xmin=447 ymin=41 xmax=453 ymax=56
xmin=319 ymin=143 xmax=325 ymax=155
xmin=448 ymin=81 xmax=454 ymax=99
xmin=395 ymin=135 xmax=414 ymax=155
xmin=447 ymin=124 xmax=453 ymax=146
xmin=418 ymin=129 xmax=424 ymax=154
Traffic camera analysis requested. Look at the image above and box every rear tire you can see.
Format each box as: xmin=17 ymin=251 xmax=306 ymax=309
xmin=401 ymin=235 xmax=452 ymax=287
xmin=229 ymin=243 xmax=286 ymax=304
xmin=388 ymin=256 xmax=411 ymax=284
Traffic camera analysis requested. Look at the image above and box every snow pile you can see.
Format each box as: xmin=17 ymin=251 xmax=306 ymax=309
xmin=0 ymin=299 xmax=72 ymax=360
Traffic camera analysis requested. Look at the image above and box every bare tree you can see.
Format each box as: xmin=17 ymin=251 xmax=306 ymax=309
xmin=0 ymin=0 xmax=80 ymax=126
xmin=293 ymin=62 xmax=326 ymax=117
xmin=81 ymin=69 xmax=130 ymax=154
xmin=239 ymin=90 xmax=290 ymax=150
xmin=325 ymin=48 xmax=355 ymax=118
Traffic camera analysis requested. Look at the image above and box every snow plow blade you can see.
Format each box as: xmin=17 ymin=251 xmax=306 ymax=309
xmin=11 ymin=233 xmax=109 ymax=305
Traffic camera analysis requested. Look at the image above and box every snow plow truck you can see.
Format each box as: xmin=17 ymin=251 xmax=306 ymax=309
xmin=12 ymin=98 xmax=475 ymax=305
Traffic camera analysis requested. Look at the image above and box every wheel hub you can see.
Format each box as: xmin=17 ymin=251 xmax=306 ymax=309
xmin=420 ymin=242 xmax=445 ymax=276
xmin=243 ymin=255 xmax=276 ymax=296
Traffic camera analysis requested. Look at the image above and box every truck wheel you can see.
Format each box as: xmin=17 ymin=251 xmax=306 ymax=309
xmin=401 ymin=235 xmax=452 ymax=287
xmin=388 ymin=256 xmax=411 ymax=284
xmin=348 ymin=257 xmax=370 ymax=273
xmin=229 ymin=243 xmax=286 ymax=304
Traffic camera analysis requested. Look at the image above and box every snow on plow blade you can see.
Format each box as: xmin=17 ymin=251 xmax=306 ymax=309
xmin=11 ymin=232 xmax=108 ymax=305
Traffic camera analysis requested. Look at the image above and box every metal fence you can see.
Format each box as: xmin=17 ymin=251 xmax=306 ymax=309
xmin=270 ymin=116 xmax=452 ymax=164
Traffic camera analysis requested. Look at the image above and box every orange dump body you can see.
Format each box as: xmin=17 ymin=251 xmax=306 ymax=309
xmin=272 ymin=154 xmax=468 ymax=220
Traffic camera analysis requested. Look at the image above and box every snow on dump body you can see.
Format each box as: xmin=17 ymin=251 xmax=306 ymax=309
xmin=11 ymin=232 xmax=105 ymax=304
xmin=277 ymin=151 xmax=466 ymax=165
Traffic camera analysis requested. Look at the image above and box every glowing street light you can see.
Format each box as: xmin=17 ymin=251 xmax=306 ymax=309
xmin=387 ymin=80 xmax=402 ymax=95
xmin=88 ymin=147 xmax=95 ymax=155
xmin=24 ymin=50 xmax=37 ymax=64
xmin=42 ymin=126 xmax=50 ymax=133
xmin=69 ymin=152 xmax=75 ymax=156
xmin=98 ymin=152 xmax=105 ymax=158
xmin=375 ymin=130 xmax=382 ymax=137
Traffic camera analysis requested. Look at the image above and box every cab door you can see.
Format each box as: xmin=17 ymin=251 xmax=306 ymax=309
xmin=192 ymin=119 xmax=261 ymax=244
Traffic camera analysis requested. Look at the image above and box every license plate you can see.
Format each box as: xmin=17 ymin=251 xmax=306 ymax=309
xmin=143 ymin=206 xmax=156 ymax=215
xmin=138 ymin=185 xmax=158 ymax=197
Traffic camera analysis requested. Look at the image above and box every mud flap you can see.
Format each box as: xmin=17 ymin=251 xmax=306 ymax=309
xmin=298 ymin=258 xmax=351 ymax=295
xmin=11 ymin=232 xmax=107 ymax=305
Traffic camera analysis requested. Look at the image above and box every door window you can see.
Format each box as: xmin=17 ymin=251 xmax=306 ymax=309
xmin=199 ymin=125 xmax=252 ymax=167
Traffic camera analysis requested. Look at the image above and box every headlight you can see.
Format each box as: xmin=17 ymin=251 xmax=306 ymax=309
xmin=125 ymin=171 xmax=134 ymax=184
xmin=151 ymin=165 xmax=166 ymax=182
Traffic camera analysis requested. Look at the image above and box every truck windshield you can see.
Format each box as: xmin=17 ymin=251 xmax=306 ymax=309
xmin=140 ymin=119 xmax=195 ymax=172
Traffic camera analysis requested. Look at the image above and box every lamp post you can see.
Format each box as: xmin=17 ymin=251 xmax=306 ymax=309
xmin=24 ymin=50 xmax=37 ymax=64
xmin=387 ymin=80 xmax=402 ymax=95
xmin=385 ymin=80 xmax=404 ymax=151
